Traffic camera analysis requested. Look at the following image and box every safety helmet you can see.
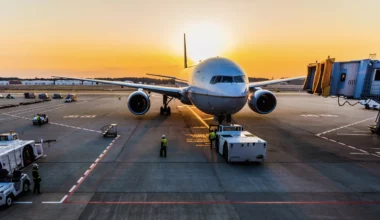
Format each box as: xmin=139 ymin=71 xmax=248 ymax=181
xmin=33 ymin=163 xmax=39 ymax=168
xmin=162 ymin=135 xmax=165 ymax=138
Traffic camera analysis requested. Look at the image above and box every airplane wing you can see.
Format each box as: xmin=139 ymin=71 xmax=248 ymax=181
xmin=146 ymin=73 xmax=189 ymax=87
xmin=52 ymin=76 xmax=184 ymax=98
xmin=249 ymin=76 xmax=306 ymax=88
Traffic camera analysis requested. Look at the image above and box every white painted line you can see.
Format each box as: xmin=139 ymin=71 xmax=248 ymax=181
xmin=77 ymin=177 xmax=84 ymax=184
xmin=103 ymin=150 xmax=107 ymax=153
xmin=69 ymin=185 xmax=76 ymax=193
xmin=99 ymin=153 xmax=104 ymax=158
xmin=346 ymin=145 xmax=357 ymax=150
xmin=316 ymin=117 xmax=375 ymax=136
xmin=41 ymin=201 xmax=61 ymax=204
xmin=350 ymin=152 xmax=369 ymax=155
xmin=337 ymin=133 xmax=372 ymax=136
xmin=358 ymin=149 xmax=369 ymax=153
xmin=60 ymin=195 xmax=68 ymax=203
xmin=14 ymin=201 xmax=33 ymax=204
xmin=95 ymin=158 xmax=99 ymax=163
xmin=90 ymin=163 xmax=95 ymax=169
xmin=371 ymin=148 xmax=380 ymax=150
xmin=84 ymin=170 xmax=90 ymax=176
xmin=371 ymin=153 xmax=380 ymax=158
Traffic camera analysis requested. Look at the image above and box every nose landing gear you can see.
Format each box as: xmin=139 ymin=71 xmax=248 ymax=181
xmin=216 ymin=114 xmax=232 ymax=124
xmin=160 ymin=95 xmax=173 ymax=115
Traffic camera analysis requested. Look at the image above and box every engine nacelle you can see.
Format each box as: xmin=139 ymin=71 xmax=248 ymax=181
xmin=127 ymin=91 xmax=151 ymax=115
xmin=248 ymin=89 xmax=277 ymax=114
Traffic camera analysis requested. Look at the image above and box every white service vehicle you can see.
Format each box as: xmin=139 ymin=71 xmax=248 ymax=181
xmin=211 ymin=124 xmax=267 ymax=163
xmin=0 ymin=170 xmax=31 ymax=207
xmin=32 ymin=114 xmax=49 ymax=125
xmin=0 ymin=132 xmax=44 ymax=172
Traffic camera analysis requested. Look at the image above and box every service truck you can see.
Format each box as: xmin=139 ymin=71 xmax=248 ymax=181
xmin=210 ymin=124 xmax=267 ymax=163
xmin=0 ymin=132 xmax=44 ymax=172
xmin=0 ymin=132 xmax=43 ymax=207
xmin=65 ymin=93 xmax=77 ymax=103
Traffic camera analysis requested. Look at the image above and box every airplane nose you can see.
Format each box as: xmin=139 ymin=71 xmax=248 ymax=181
xmin=216 ymin=83 xmax=248 ymax=97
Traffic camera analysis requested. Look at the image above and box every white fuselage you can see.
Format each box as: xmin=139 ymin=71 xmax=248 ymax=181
xmin=180 ymin=57 xmax=249 ymax=115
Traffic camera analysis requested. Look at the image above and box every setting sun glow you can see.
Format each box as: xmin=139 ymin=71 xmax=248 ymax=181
xmin=1 ymin=0 xmax=380 ymax=78
xmin=184 ymin=21 xmax=232 ymax=64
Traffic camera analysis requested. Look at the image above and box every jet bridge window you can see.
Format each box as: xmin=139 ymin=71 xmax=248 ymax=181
xmin=375 ymin=69 xmax=380 ymax=81
xmin=340 ymin=73 xmax=346 ymax=82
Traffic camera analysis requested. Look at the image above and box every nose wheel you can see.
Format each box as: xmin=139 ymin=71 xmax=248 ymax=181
xmin=160 ymin=95 xmax=173 ymax=115
xmin=216 ymin=114 xmax=232 ymax=124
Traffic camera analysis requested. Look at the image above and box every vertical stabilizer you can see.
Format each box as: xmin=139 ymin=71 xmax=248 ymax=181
xmin=184 ymin=33 xmax=188 ymax=68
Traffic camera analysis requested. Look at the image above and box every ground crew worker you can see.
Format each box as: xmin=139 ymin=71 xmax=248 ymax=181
xmin=160 ymin=135 xmax=167 ymax=158
xmin=36 ymin=115 xmax=41 ymax=126
xmin=209 ymin=129 xmax=216 ymax=148
xmin=32 ymin=163 xmax=42 ymax=194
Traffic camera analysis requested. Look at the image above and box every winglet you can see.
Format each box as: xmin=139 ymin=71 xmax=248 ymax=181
xmin=184 ymin=33 xmax=188 ymax=68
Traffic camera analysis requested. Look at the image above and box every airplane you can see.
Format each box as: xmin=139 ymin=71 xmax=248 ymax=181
xmin=54 ymin=34 xmax=305 ymax=124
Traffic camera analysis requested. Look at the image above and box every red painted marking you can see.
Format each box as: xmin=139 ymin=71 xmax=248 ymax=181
xmin=65 ymin=201 xmax=380 ymax=205
xmin=63 ymin=136 xmax=120 ymax=203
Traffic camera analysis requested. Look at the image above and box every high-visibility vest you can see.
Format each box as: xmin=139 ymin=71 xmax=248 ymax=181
xmin=161 ymin=138 xmax=167 ymax=147
xmin=32 ymin=168 xmax=41 ymax=181
xmin=209 ymin=131 xmax=216 ymax=139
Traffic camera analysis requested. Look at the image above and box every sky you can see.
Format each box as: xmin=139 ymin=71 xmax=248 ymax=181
xmin=1 ymin=0 xmax=380 ymax=79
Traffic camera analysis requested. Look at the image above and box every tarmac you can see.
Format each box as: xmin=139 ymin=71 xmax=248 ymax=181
xmin=0 ymin=91 xmax=379 ymax=220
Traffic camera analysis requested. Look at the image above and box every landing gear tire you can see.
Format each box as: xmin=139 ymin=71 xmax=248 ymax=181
xmin=160 ymin=95 xmax=173 ymax=116
xmin=226 ymin=114 xmax=232 ymax=123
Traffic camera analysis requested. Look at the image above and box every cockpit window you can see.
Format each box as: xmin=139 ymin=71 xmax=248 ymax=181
xmin=210 ymin=75 xmax=247 ymax=84
xmin=233 ymin=76 xmax=245 ymax=83
xmin=222 ymin=76 xmax=233 ymax=83
xmin=210 ymin=76 xmax=222 ymax=84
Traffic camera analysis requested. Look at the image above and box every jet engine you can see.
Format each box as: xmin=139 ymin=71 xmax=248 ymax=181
xmin=127 ymin=91 xmax=151 ymax=115
xmin=248 ymin=89 xmax=277 ymax=114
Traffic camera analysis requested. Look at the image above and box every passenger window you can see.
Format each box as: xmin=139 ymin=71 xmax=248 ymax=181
xmin=375 ymin=69 xmax=380 ymax=81
xmin=222 ymin=76 xmax=233 ymax=83
xmin=340 ymin=73 xmax=346 ymax=82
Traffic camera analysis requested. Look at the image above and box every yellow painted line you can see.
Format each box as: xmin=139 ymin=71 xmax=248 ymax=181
xmin=186 ymin=106 xmax=209 ymax=128
xmin=203 ymin=117 xmax=214 ymax=121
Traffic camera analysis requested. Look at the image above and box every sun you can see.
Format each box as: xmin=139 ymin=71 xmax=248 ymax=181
xmin=184 ymin=21 xmax=231 ymax=63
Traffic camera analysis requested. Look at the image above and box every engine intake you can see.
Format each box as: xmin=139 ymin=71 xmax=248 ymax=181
xmin=248 ymin=89 xmax=277 ymax=114
xmin=127 ymin=91 xmax=150 ymax=115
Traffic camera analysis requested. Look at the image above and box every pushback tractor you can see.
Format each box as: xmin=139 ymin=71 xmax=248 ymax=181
xmin=210 ymin=124 xmax=267 ymax=163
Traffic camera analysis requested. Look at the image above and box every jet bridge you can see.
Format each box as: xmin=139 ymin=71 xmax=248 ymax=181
xmin=303 ymin=58 xmax=380 ymax=134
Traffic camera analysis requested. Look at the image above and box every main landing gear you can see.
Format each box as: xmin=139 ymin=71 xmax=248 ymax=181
xmin=160 ymin=95 xmax=173 ymax=115
xmin=216 ymin=114 xmax=232 ymax=124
